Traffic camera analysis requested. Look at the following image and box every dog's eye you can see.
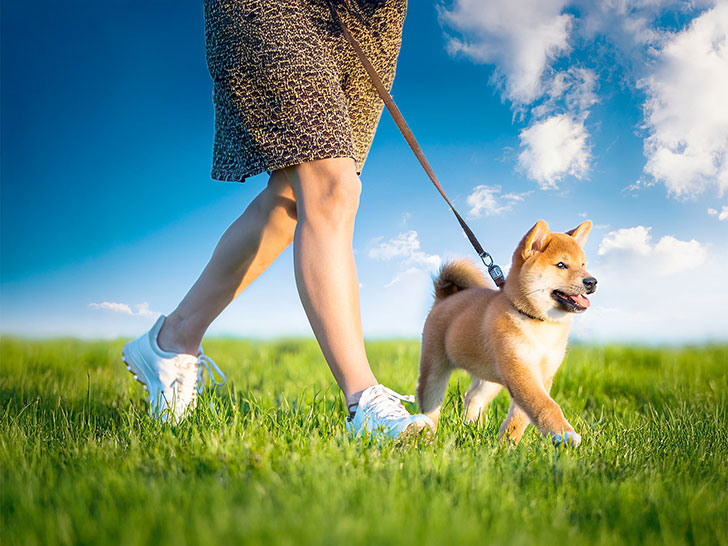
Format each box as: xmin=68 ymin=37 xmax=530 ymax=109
xmin=556 ymin=262 xmax=569 ymax=269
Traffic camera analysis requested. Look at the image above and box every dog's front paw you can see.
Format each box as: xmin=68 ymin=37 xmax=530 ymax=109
xmin=551 ymin=431 xmax=581 ymax=447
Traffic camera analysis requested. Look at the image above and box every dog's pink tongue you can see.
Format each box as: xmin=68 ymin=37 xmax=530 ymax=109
xmin=572 ymin=294 xmax=590 ymax=308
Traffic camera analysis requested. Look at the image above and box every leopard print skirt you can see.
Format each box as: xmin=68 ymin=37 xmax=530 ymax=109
xmin=203 ymin=0 xmax=407 ymax=182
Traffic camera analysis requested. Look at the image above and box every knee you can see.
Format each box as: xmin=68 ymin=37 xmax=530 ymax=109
xmin=288 ymin=159 xmax=362 ymax=230
xmin=304 ymin=173 xmax=361 ymax=229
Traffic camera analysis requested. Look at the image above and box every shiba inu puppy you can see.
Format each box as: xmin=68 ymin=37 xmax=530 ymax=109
xmin=417 ymin=220 xmax=596 ymax=446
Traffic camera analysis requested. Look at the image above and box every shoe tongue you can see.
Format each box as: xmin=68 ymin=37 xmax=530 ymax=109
xmin=356 ymin=384 xmax=384 ymax=406
xmin=175 ymin=355 xmax=200 ymax=381
xmin=369 ymin=387 xmax=411 ymax=419
xmin=373 ymin=385 xmax=397 ymax=404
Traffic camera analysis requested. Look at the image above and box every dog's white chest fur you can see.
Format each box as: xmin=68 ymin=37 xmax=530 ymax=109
xmin=516 ymin=319 xmax=569 ymax=380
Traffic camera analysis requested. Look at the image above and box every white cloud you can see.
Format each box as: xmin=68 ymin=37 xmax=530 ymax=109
xmin=467 ymin=186 xmax=503 ymax=216
xmin=368 ymin=231 xmax=441 ymax=272
xmin=517 ymin=114 xmax=591 ymax=189
xmin=622 ymin=177 xmax=658 ymax=194
xmin=573 ymin=226 xmax=725 ymax=343
xmin=708 ymin=205 xmax=728 ymax=220
xmin=368 ymin=232 xmax=415 ymax=261
xmin=598 ymin=225 xmax=653 ymax=255
xmin=577 ymin=0 xmax=677 ymax=55
xmin=89 ymin=302 xmax=134 ymax=315
xmin=652 ymin=236 xmax=709 ymax=274
xmin=576 ymin=0 xmax=718 ymax=59
xmin=520 ymin=68 xmax=596 ymax=188
xmin=466 ymin=185 xmax=531 ymax=217
xmin=531 ymin=67 xmax=599 ymax=119
xmin=438 ymin=0 xmax=572 ymax=104
xmin=438 ymin=2 xmax=603 ymax=189
xmin=438 ymin=0 xmax=728 ymax=196
xmin=640 ymin=2 xmax=728 ymax=197
xmin=368 ymin=231 xmax=441 ymax=288
xmin=598 ymin=226 xmax=708 ymax=275
xmin=384 ymin=267 xmax=424 ymax=288
xmin=89 ymin=301 xmax=157 ymax=317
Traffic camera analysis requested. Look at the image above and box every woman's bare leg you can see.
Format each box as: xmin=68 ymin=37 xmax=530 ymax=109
xmin=283 ymin=157 xmax=378 ymax=403
xmin=156 ymin=157 xmax=378 ymax=406
xmin=157 ymin=170 xmax=297 ymax=355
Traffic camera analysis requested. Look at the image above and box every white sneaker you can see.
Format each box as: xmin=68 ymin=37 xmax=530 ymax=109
xmin=121 ymin=315 xmax=225 ymax=423
xmin=345 ymin=384 xmax=435 ymax=441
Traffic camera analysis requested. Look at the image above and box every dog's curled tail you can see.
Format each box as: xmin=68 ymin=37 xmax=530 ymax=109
xmin=433 ymin=259 xmax=488 ymax=301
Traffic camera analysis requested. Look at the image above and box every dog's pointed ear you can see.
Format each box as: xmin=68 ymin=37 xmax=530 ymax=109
xmin=520 ymin=220 xmax=551 ymax=260
xmin=566 ymin=220 xmax=592 ymax=247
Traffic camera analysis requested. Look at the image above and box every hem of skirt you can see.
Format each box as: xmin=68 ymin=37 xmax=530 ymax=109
xmin=211 ymin=168 xmax=254 ymax=183
xmin=211 ymin=154 xmax=363 ymax=183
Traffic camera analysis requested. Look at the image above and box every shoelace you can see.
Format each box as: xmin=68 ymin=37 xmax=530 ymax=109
xmin=196 ymin=354 xmax=226 ymax=391
xmin=362 ymin=385 xmax=415 ymax=421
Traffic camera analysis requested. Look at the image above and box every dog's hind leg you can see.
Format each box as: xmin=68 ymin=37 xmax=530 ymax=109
xmin=417 ymin=351 xmax=452 ymax=430
xmin=463 ymin=378 xmax=502 ymax=424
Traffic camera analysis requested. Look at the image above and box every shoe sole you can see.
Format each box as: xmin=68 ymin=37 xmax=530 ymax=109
xmin=121 ymin=347 xmax=150 ymax=394
xmin=398 ymin=421 xmax=435 ymax=446
xmin=121 ymin=357 xmax=149 ymax=394
xmin=346 ymin=417 xmax=436 ymax=444
xmin=122 ymin=349 xmax=173 ymax=422
xmin=121 ymin=342 xmax=167 ymax=409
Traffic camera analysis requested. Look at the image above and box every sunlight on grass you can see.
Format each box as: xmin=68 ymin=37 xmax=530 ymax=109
xmin=1 ymin=338 xmax=726 ymax=545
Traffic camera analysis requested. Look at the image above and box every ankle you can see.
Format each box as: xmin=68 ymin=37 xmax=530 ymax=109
xmin=346 ymin=389 xmax=364 ymax=410
xmin=157 ymin=313 xmax=202 ymax=356
xmin=345 ymin=383 xmax=377 ymax=413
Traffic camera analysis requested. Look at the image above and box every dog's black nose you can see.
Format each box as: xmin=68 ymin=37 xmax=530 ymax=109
xmin=583 ymin=277 xmax=597 ymax=293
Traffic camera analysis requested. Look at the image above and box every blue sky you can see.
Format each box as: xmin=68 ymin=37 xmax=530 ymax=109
xmin=2 ymin=0 xmax=727 ymax=343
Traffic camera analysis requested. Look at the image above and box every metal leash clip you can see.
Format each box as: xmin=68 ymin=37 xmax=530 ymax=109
xmin=480 ymin=252 xmax=505 ymax=288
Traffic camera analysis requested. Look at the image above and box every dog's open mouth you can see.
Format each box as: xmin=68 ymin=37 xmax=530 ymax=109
xmin=552 ymin=290 xmax=590 ymax=313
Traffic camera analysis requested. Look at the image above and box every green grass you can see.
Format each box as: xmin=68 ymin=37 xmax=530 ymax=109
xmin=1 ymin=337 xmax=726 ymax=546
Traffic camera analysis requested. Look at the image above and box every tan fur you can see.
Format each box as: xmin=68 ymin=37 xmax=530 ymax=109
xmin=433 ymin=259 xmax=489 ymax=300
xmin=417 ymin=220 xmax=595 ymax=446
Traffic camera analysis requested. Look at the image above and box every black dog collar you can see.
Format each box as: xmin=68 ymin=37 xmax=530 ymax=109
xmin=513 ymin=305 xmax=544 ymax=322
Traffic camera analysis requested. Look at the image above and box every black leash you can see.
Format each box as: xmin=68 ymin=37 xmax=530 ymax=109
xmin=326 ymin=1 xmax=505 ymax=289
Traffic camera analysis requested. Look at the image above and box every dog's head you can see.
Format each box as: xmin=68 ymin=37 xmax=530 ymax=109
xmin=505 ymin=220 xmax=597 ymax=322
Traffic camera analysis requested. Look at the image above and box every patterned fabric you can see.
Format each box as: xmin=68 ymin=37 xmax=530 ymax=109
xmin=203 ymin=0 xmax=407 ymax=182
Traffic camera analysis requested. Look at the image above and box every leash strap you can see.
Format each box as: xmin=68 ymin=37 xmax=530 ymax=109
xmin=326 ymin=1 xmax=505 ymax=288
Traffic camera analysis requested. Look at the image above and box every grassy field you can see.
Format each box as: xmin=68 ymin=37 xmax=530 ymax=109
xmin=1 ymin=337 xmax=726 ymax=546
